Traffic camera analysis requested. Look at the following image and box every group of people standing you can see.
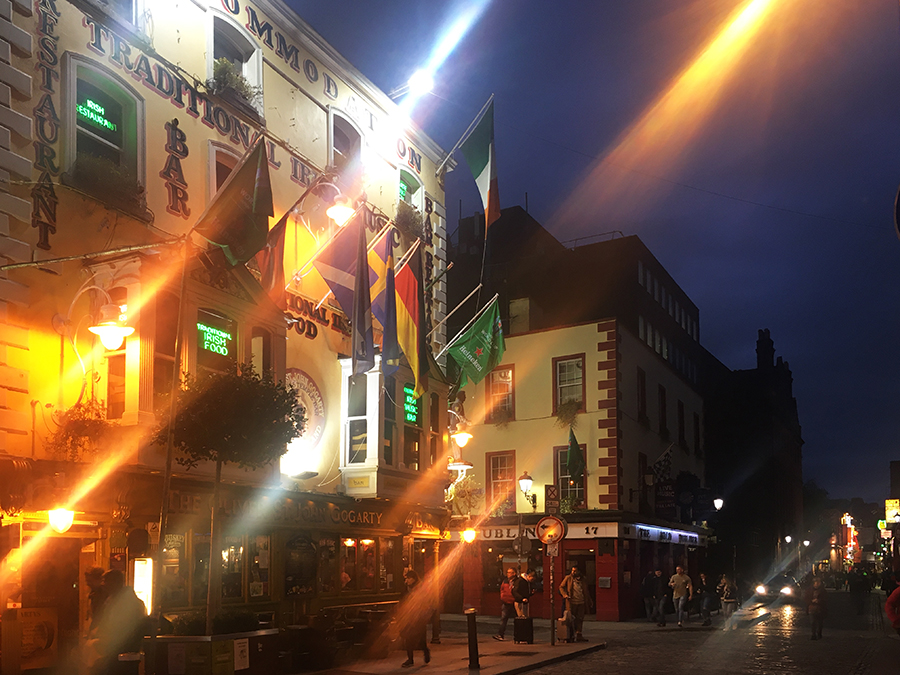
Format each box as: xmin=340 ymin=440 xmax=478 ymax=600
xmin=640 ymin=567 xmax=739 ymax=629
xmin=493 ymin=567 xmax=537 ymax=641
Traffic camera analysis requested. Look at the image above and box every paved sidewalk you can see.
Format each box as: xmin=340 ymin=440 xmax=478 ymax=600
xmin=315 ymin=617 xmax=606 ymax=675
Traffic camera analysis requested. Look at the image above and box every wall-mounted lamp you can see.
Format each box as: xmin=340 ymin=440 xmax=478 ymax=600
xmin=48 ymin=507 xmax=75 ymax=534
xmin=448 ymin=409 xmax=473 ymax=448
xmin=462 ymin=528 xmax=477 ymax=544
xmin=784 ymin=535 xmax=792 ymax=544
xmin=88 ymin=302 xmax=134 ymax=350
xmin=518 ymin=471 xmax=537 ymax=511
xmin=325 ymin=194 xmax=355 ymax=227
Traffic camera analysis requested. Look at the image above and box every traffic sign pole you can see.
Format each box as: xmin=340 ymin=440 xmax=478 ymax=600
xmin=549 ymin=544 xmax=555 ymax=646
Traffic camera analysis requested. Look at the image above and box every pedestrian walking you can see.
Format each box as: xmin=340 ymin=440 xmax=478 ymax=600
xmin=669 ymin=565 xmax=692 ymax=627
xmin=400 ymin=570 xmax=431 ymax=667
xmin=513 ymin=569 xmax=535 ymax=617
xmin=848 ymin=568 xmax=869 ymax=615
xmin=92 ymin=570 xmax=147 ymax=675
xmin=493 ymin=567 xmax=518 ymax=641
xmin=650 ymin=569 xmax=669 ymax=627
xmin=559 ymin=566 xmax=592 ymax=642
xmin=84 ymin=567 xmax=107 ymax=635
xmin=640 ymin=571 xmax=658 ymax=622
xmin=805 ymin=576 xmax=827 ymax=641
xmin=885 ymin=584 xmax=900 ymax=637
xmin=694 ymin=572 xmax=714 ymax=626
xmin=717 ymin=575 xmax=739 ymax=630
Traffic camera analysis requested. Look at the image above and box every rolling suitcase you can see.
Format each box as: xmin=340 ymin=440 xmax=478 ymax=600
xmin=556 ymin=617 xmax=570 ymax=642
xmin=513 ymin=616 xmax=533 ymax=644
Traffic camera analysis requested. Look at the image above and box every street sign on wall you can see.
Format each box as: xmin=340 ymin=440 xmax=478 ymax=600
xmin=545 ymin=484 xmax=560 ymax=515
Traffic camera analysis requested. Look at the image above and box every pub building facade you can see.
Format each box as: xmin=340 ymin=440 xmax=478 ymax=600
xmin=0 ymin=0 xmax=453 ymax=661
xmin=442 ymin=316 xmax=709 ymax=621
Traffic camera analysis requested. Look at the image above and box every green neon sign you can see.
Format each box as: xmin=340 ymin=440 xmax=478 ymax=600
xmin=197 ymin=322 xmax=232 ymax=356
xmin=77 ymin=98 xmax=117 ymax=132
xmin=403 ymin=384 xmax=420 ymax=425
xmin=398 ymin=180 xmax=408 ymax=201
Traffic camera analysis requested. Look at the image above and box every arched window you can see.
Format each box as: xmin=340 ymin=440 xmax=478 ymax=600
xmin=210 ymin=14 xmax=262 ymax=105
xmin=399 ymin=169 xmax=422 ymax=209
xmin=331 ymin=113 xmax=361 ymax=174
xmin=209 ymin=142 xmax=241 ymax=195
xmin=67 ymin=56 xmax=144 ymax=184
xmin=251 ymin=327 xmax=272 ymax=375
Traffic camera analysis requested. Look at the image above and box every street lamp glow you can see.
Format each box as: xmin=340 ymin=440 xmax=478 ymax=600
xmin=784 ymin=535 xmax=792 ymax=543
xmin=518 ymin=471 xmax=533 ymax=496
xmin=48 ymin=508 xmax=75 ymax=534
xmin=462 ymin=528 xmax=477 ymax=544
xmin=713 ymin=498 xmax=724 ymax=511
xmin=88 ymin=303 xmax=134 ymax=350
xmin=803 ymin=540 xmax=810 ymax=547
xmin=326 ymin=195 xmax=355 ymax=227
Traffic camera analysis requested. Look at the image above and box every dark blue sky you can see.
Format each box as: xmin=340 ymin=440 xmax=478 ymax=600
xmin=288 ymin=0 xmax=900 ymax=503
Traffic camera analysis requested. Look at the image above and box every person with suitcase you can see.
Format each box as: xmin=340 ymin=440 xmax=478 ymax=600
xmin=513 ymin=569 xmax=536 ymax=643
xmin=493 ymin=567 xmax=518 ymax=641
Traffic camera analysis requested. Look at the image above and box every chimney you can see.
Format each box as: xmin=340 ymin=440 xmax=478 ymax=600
xmin=756 ymin=328 xmax=774 ymax=370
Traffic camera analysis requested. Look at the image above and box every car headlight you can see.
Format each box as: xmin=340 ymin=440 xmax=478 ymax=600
xmin=780 ymin=586 xmax=792 ymax=595
xmin=755 ymin=585 xmax=767 ymax=595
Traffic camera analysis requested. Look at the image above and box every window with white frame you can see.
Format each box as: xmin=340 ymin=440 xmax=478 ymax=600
xmin=485 ymin=366 xmax=514 ymax=424
xmin=332 ymin=113 xmax=361 ymax=174
xmin=399 ymin=169 xmax=422 ymax=209
xmin=553 ymin=355 xmax=584 ymax=412
xmin=486 ymin=450 xmax=515 ymax=513
xmin=555 ymin=444 xmax=586 ymax=507
xmin=347 ymin=375 xmax=367 ymax=464
xmin=210 ymin=15 xmax=262 ymax=104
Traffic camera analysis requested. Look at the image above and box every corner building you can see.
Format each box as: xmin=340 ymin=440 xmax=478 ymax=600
xmin=0 ymin=0 xmax=453 ymax=657
xmin=444 ymin=209 xmax=708 ymax=621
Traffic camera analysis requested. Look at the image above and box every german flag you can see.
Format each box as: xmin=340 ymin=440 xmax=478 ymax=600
xmin=395 ymin=241 xmax=427 ymax=398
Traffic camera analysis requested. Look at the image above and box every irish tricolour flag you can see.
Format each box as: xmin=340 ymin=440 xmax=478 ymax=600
xmin=461 ymin=101 xmax=500 ymax=230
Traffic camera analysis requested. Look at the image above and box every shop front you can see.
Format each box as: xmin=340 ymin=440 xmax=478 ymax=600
xmin=448 ymin=514 xmax=707 ymax=621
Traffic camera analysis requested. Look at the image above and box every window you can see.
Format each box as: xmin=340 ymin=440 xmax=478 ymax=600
xmin=317 ymin=536 xmax=338 ymax=594
xmin=211 ymin=16 xmax=261 ymax=92
xmin=677 ymin=400 xmax=686 ymax=448
xmin=486 ymin=366 xmax=514 ymax=424
xmin=693 ymin=413 xmax=702 ymax=457
xmin=332 ymin=113 xmax=361 ymax=174
xmin=71 ymin=60 xmax=143 ymax=184
xmin=638 ymin=315 xmax=645 ymax=342
xmin=429 ymin=393 xmax=440 ymax=466
xmin=284 ymin=535 xmax=316 ymax=596
xmin=658 ymin=385 xmax=668 ymax=436
xmin=191 ymin=532 xmax=211 ymax=605
xmin=249 ymin=534 xmax=270 ymax=599
xmin=197 ymin=308 xmax=236 ymax=372
xmin=154 ymin=292 xmax=178 ymax=412
xmin=347 ymin=375 xmax=367 ymax=464
xmin=213 ymin=147 xmax=239 ymax=193
xmin=555 ymin=444 xmax=586 ymax=508
xmin=403 ymin=382 xmax=422 ymax=470
xmin=486 ymin=451 xmax=515 ymax=514
xmin=160 ymin=532 xmax=188 ymax=607
xmin=553 ymin=355 xmax=584 ymax=413
xmin=359 ymin=538 xmax=377 ymax=591
xmin=637 ymin=368 xmax=647 ymax=421
xmin=221 ymin=535 xmax=243 ymax=600
xmin=399 ymin=170 xmax=422 ymax=208
xmin=251 ymin=327 xmax=272 ymax=375
xmin=378 ymin=538 xmax=396 ymax=591
xmin=383 ymin=376 xmax=395 ymax=466
xmin=340 ymin=537 xmax=357 ymax=591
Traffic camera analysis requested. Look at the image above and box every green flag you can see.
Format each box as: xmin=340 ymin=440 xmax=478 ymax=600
xmin=567 ymin=428 xmax=585 ymax=484
xmin=447 ymin=297 xmax=505 ymax=386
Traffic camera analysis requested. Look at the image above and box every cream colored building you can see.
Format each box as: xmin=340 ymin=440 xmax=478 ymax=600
xmin=0 ymin=0 xmax=452 ymax=645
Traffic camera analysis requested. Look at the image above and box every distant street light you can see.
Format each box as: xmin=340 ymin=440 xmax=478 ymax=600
xmin=784 ymin=535 xmax=792 ymax=544
xmin=713 ymin=498 xmax=724 ymax=511
xmin=803 ymin=539 xmax=810 ymax=547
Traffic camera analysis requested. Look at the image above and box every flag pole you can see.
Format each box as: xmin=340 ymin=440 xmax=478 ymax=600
xmin=437 ymin=293 xmax=498 ymax=360
xmin=434 ymin=94 xmax=494 ymax=178
xmin=427 ymin=282 xmax=481 ymax=338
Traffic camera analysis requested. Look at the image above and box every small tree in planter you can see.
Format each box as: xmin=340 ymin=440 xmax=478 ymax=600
xmin=154 ymin=365 xmax=306 ymax=635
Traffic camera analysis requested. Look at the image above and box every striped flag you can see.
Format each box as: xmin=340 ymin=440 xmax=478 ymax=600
xmin=311 ymin=213 xmax=359 ymax=315
xmin=461 ymin=101 xmax=500 ymax=231
xmin=395 ymin=241 xmax=427 ymax=397
xmin=368 ymin=225 xmax=399 ymax=375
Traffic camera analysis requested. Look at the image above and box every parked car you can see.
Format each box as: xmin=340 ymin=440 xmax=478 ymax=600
xmin=753 ymin=574 xmax=802 ymax=604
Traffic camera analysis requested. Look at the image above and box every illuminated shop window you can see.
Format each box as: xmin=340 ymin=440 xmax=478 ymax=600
xmin=192 ymin=532 xmax=211 ymax=606
xmin=160 ymin=532 xmax=188 ymax=608
xmin=399 ymin=170 xmax=422 ymax=208
xmin=221 ymin=535 xmax=243 ymax=600
xmin=284 ymin=535 xmax=316 ymax=596
xmin=197 ymin=308 xmax=236 ymax=373
xmin=340 ymin=537 xmax=358 ymax=591
xmin=379 ymin=538 xmax=395 ymax=591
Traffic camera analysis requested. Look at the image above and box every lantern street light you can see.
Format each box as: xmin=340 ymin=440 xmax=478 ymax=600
xmin=713 ymin=498 xmax=724 ymax=511
xmin=48 ymin=508 xmax=75 ymax=534
xmin=518 ymin=471 xmax=537 ymax=511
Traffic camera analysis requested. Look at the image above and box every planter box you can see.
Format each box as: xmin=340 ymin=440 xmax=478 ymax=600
xmin=154 ymin=630 xmax=279 ymax=675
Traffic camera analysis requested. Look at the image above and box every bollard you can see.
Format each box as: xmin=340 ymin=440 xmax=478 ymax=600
xmin=465 ymin=608 xmax=480 ymax=670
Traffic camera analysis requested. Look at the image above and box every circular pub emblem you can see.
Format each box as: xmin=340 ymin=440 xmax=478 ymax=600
xmin=285 ymin=368 xmax=325 ymax=450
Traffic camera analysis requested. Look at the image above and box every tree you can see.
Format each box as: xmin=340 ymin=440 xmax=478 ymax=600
xmin=154 ymin=365 xmax=306 ymax=634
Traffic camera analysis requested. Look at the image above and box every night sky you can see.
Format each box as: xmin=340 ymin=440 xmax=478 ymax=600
xmin=287 ymin=0 xmax=900 ymax=503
